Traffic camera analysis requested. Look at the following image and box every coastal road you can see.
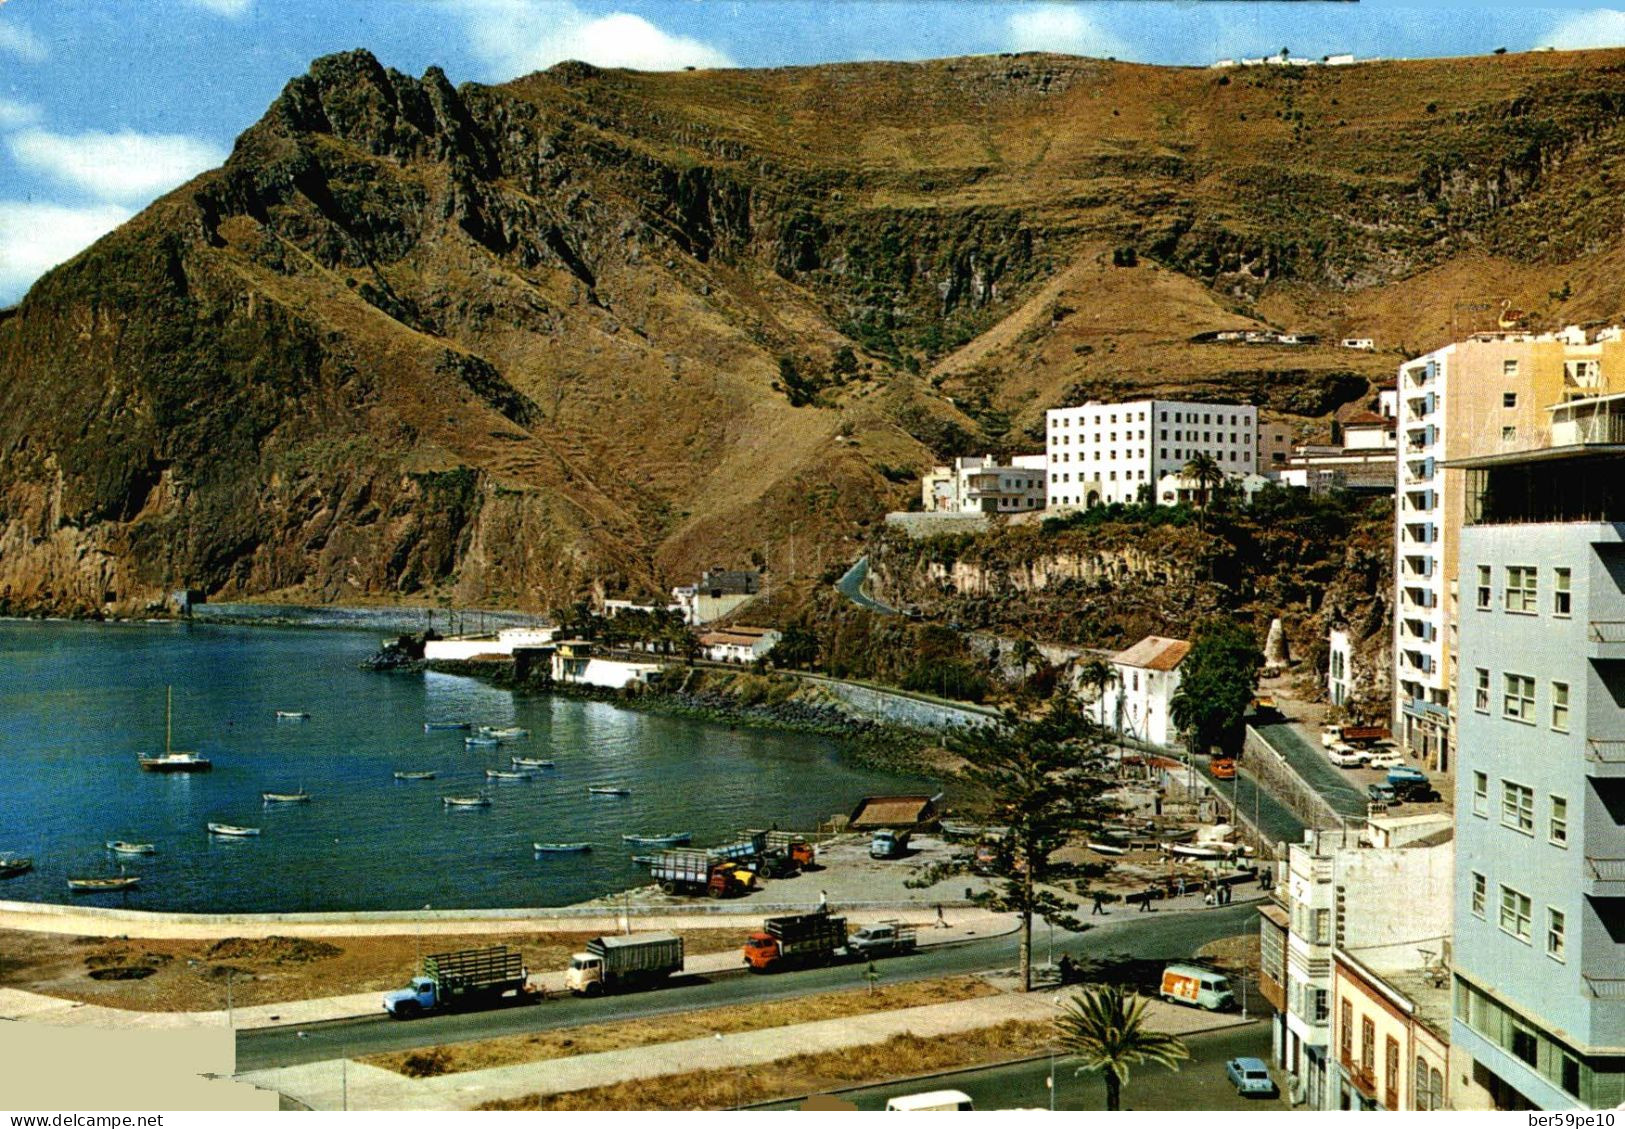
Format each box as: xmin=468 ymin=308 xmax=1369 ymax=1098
xmin=755 ymin=1020 xmax=1283 ymax=1111
xmin=235 ymin=904 xmax=1256 ymax=1072
xmin=834 ymin=556 xmax=898 ymax=615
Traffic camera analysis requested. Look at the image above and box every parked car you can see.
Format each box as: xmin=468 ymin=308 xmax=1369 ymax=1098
xmin=1210 ymin=756 xmax=1236 ymax=780
xmin=1225 ymin=1057 xmax=1278 ymax=1097
xmin=1327 ymin=743 xmax=1367 ymax=768
xmin=1367 ymin=783 xmax=1398 ymax=805
xmin=1365 ymin=749 xmax=1405 ymax=770
xmin=1394 ymin=778 xmax=1442 ymax=803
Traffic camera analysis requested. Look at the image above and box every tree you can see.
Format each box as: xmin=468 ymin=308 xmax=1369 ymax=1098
xmin=1056 ymin=984 xmax=1190 ymax=1111
xmin=1010 ymin=638 xmax=1041 ymax=684
xmin=1180 ymin=452 xmax=1225 ymax=529
xmin=1169 ymin=617 xmax=1263 ymax=756
xmin=908 ymin=695 xmax=1119 ymax=991
xmin=767 ymin=623 xmax=820 ymax=670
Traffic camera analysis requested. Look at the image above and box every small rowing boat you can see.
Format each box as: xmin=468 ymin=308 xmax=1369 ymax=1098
xmin=621 ymin=831 xmax=692 ymax=846
xmin=393 ymin=770 xmax=436 ymax=781
xmin=105 ymin=841 xmax=156 ymax=855
xmin=442 ymin=794 xmax=491 ymax=808
xmin=424 ymin=721 xmax=471 ymax=732
xmin=67 ymin=874 xmax=140 ymax=892
xmin=485 ymin=769 xmax=533 ymax=781
xmin=587 ymin=785 xmax=631 ymax=796
xmin=262 ymin=790 xmax=311 ymax=803
xmin=0 ymin=856 xmax=33 ymax=879
xmin=630 ymin=854 xmax=658 ymax=865
xmin=533 ymin=842 xmax=593 ymax=854
xmin=464 ymin=735 xmax=501 ymax=748
xmin=478 ymin=726 xmax=531 ymax=740
xmin=207 ymin=823 xmax=260 ymax=838
xmin=510 ymin=756 xmax=555 ymax=769
xmin=274 ymin=710 xmax=310 ymax=721
xmin=1087 ymin=841 xmax=1128 ymax=856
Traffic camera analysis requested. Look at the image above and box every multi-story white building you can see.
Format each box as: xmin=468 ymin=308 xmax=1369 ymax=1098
xmin=1449 ymin=408 xmax=1625 ymax=1110
xmin=1045 ymin=399 xmax=1258 ymax=509
xmin=1092 ymin=634 xmax=1189 ymax=749
xmin=921 ymin=455 xmax=1046 ymax=514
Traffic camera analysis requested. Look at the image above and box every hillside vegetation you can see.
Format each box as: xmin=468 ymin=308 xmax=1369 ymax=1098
xmin=4 ymin=48 xmax=1625 ymax=613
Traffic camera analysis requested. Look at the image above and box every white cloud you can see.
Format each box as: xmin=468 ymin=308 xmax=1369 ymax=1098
xmin=183 ymin=0 xmax=253 ymax=16
xmin=1540 ymin=9 xmax=1625 ymax=50
xmin=7 ymin=128 xmax=225 ymax=205
xmin=1006 ymin=4 xmax=1129 ymax=59
xmin=457 ymin=0 xmax=735 ymax=78
xmin=0 ymin=19 xmax=47 ymax=61
xmin=0 ymin=201 xmax=131 ymax=304
xmin=0 ymin=98 xmax=39 ymax=130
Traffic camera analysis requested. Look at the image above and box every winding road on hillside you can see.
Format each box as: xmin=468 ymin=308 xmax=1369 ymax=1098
xmin=236 ymin=904 xmax=1256 ymax=1072
xmin=834 ymin=556 xmax=898 ymax=615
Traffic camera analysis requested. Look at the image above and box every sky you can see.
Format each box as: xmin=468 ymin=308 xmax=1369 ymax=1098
xmin=3 ymin=0 xmax=1625 ymax=304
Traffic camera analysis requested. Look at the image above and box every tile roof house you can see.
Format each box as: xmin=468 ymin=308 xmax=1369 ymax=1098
xmin=1093 ymin=635 xmax=1191 ymax=748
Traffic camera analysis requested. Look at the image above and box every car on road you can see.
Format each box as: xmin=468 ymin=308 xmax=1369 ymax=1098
xmin=1364 ymin=749 xmax=1405 ymax=770
xmin=1327 ymin=743 xmax=1367 ymax=768
xmin=1210 ymin=756 xmax=1236 ymax=779
xmin=1225 ymin=1057 xmax=1278 ymax=1097
xmin=1367 ymin=783 xmax=1398 ymax=806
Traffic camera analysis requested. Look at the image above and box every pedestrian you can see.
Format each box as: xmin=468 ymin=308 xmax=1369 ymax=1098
xmin=1139 ymin=886 xmax=1151 ymax=912
xmin=1176 ymin=875 xmax=1187 ymax=898
xmin=1204 ymin=889 xmax=1216 ymax=908
xmin=1092 ymin=891 xmax=1107 ymax=916
xmin=935 ymin=903 xmax=947 ymax=928
xmin=818 ymin=889 xmax=828 ymax=913
xmin=1222 ymin=882 xmax=1232 ymax=905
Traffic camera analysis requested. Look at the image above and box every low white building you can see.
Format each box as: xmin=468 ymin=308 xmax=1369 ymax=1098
xmin=673 ymin=568 xmax=761 ymax=626
xmin=1093 ymin=635 xmax=1190 ymax=749
xmin=1155 ymin=470 xmax=1271 ymax=507
xmin=921 ymin=455 xmax=1046 ymax=514
xmin=697 ymin=625 xmax=782 ymax=664
xmin=423 ymin=626 xmax=558 ymax=662
xmin=550 ymin=639 xmax=664 ymax=689
xmin=1327 ymin=626 xmax=1356 ymax=707
xmin=603 ymin=599 xmax=683 ymax=618
xmin=1341 ymin=337 xmax=1376 ymax=351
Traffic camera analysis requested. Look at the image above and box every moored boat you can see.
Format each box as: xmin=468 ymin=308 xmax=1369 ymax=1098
xmin=1087 ymin=841 xmax=1128 ymax=856
xmin=262 ymin=790 xmax=311 ymax=803
xmin=587 ymin=785 xmax=631 ymax=796
xmin=393 ymin=770 xmax=436 ymax=781
xmin=464 ymin=736 xmax=501 ymax=748
xmin=509 ymin=756 xmax=555 ymax=769
xmin=105 ymin=841 xmax=156 ymax=855
xmin=1167 ymin=841 xmax=1242 ymax=859
xmin=424 ymin=721 xmax=471 ymax=732
xmin=485 ymin=769 xmax=533 ymax=781
xmin=207 ymin=823 xmax=260 ymax=837
xmin=274 ymin=710 xmax=310 ymax=721
xmin=67 ymin=874 xmax=140 ymax=892
xmin=442 ymin=794 xmax=491 ymax=808
xmin=621 ymin=831 xmax=692 ymax=846
xmin=0 ymin=856 xmax=33 ymax=879
xmin=478 ymin=726 xmax=531 ymax=740
xmin=138 ymin=687 xmax=212 ymax=773
xmin=533 ymin=842 xmax=593 ymax=853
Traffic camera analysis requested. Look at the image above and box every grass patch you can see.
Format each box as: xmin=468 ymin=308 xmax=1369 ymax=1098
xmin=364 ymin=974 xmax=999 ymax=1077
xmin=479 ymin=1018 xmax=1053 ymax=1110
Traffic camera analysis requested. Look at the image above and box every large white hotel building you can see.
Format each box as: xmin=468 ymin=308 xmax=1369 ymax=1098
xmin=1045 ymin=399 xmax=1259 ymax=508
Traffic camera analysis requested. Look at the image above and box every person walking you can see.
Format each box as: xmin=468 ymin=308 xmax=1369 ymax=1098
xmin=818 ymin=889 xmax=828 ymax=913
xmin=1139 ymin=886 xmax=1152 ymax=912
xmin=1092 ymin=890 xmax=1107 ymax=915
xmin=1176 ymin=875 xmax=1187 ymax=898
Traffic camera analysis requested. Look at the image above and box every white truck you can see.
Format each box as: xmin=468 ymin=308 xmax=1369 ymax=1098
xmin=565 ymin=932 xmax=684 ymax=996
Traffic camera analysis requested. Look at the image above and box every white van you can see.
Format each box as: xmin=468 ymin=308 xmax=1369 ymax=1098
xmin=885 ymin=1090 xmax=975 ymax=1111
xmin=1160 ymin=962 xmax=1236 ymax=1011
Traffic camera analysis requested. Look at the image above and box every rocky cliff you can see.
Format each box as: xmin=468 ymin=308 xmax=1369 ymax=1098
xmin=6 ymin=48 xmax=1625 ymax=613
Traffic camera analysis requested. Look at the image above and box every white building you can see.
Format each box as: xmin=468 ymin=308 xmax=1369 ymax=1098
xmin=673 ymin=568 xmax=761 ymax=626
xmin=921 ymin=455 xmax=1046 ymax=514
xmin=1093 ymin=635 xmax=1190 ymax=749
xmin=550 ymin=639 xmax=664 ymax=689
xmin=423 ymin=626 xmax=558 ymax=662
xmin=1046 ymin=400 xmax=1258 ymax=509
xmin=1328 ymin=626 xmax=1356 ymax=708
xmin=1155 ymin=470 xmax=1271 ymax=507
xmin=603 ymin=599 xmax=683 ymax=618
xmin=697 ymin=625 xmax=782 ymax=664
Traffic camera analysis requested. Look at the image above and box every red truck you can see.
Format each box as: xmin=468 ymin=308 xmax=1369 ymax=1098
xmin=743 ymin=913 xmax=849 ymax=972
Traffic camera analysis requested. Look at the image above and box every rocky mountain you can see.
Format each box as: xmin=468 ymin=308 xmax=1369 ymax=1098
xmin=6 ymin=47 xmax=1625 ymax=614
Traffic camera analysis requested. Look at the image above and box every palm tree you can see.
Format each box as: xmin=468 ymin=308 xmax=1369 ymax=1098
xmin=1181 ymin=453 xmax=1225 ymax=529
xmin=1076 ymin=658 xmax=1116 ymax=723
xmin=1011 ymin=638 xmax=1041 ymax=685
xmin=1056 ymin=984 xmax=1191 ymax=1111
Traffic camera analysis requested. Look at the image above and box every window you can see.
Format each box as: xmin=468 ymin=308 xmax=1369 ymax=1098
xmin=1313 ymin=988 xmax=1330 ymax=1023
xmin=1340 ymin=1000 xmax=1354 ymax=1059
xmin=1503 ymin=781 xmax=1534 ymax=833
xmin=1313 ymin=908 xmax=1331 ymax=945
xmin=1471 ymin=872 xmax=1486 ymax=917
xmin=1555 ymin=568 xmax=1571 ymax=616
xmin=1476 ymin=565 xmax=1492 ymax=609
xmin=1361 ymin=1016 xmax=1376 ymax=1073
xmin=1512 ymin=1025 xmax=1538 ymax=1066
xmin=1504 ymin=391 xmax=1518 ymax=408
xmin=1502 ymin=426 xmax=1518 ymax=443
xmin=1548 ymin=908 xmax=1566 ymax=961
xmin=1499 ymin=885 xmax=1532 ymax=942
xmin=1503 ymin=673 xmax=1535 ymax=723
xmin=1552 ymin=682 xmax=1570 ymax=732
xmin=1504 ymin=359 xmax=1519 ymax=377
xmin=1474 ymin=668 xmax=1490 ymax=713
xmin=1551 ymin=796 xmax=1568 ymax=846
xmin=1505 ymin=566 xmax=1538 ymax=613
xmin=1473 ymin=772 xmax=1488 ymax=816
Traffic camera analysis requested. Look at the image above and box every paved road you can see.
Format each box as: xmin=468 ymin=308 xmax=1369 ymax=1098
xmin=1252 ymin=722 xmax=1368 ymax=820
xmin=1193 ymin=761 xmax=1306 ymax=846
xmin=834 ymin=556 xmax=898 ymax=615
xmin=756 ymin=1020 xmax=1284 ymax=1111
xmin=236 ymin=905 xmax=1256 ymax=1072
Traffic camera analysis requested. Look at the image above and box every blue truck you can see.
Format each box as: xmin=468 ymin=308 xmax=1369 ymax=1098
xmin=382 ymin=945 xmax=534 ymax=1019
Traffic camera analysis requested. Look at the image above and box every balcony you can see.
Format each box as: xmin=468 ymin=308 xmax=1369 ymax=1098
xmin=1584 ymin=975 xmax=1625 ymax=1000
xmin=1589 ymin=622 xmax=1625 ymax=659
xmin=1586 ymin=739 xmax=1625 ymax=779
xmin=1584 ymin=856 xmax=1625 ymax=896
xmin=1340 ymin=1054 xmax=1378 ymax=1100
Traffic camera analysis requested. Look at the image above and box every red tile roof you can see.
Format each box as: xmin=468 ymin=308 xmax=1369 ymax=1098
xmin=1113 ymin=635 xmax=1191 ymax=672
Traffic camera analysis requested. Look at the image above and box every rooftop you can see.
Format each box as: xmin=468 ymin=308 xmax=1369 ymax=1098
xmin=1113 ymin=635 xmax=1191 ymax=672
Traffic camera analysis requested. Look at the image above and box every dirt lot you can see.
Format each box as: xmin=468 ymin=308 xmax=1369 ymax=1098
xmin=366 ymin=974 xmax=999 ymax=1078
xmin=0 ymin=928 xmax=743 ymax=1013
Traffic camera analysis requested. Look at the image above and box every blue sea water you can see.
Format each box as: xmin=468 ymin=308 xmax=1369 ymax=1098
xmin=0 ymin=620 xmax=921 ymax=912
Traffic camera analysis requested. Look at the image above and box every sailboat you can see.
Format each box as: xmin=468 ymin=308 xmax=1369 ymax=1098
xmin=138 ymin=686 xmax=212 ymax=773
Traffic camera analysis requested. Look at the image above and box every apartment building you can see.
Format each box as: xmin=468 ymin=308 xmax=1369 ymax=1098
xmin=1393 ymin=327 xmax=1625 ymax=773
xmin=1449 ymin=406 xmax=1625 ymax=1109
xmin=921 ymin=455 xmax=1046 ymax=514
xmin=1045 ymin=399 xmax=1257 ymax=509
xmin=1329 ymin=947 xmax=1451 ymax=1111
